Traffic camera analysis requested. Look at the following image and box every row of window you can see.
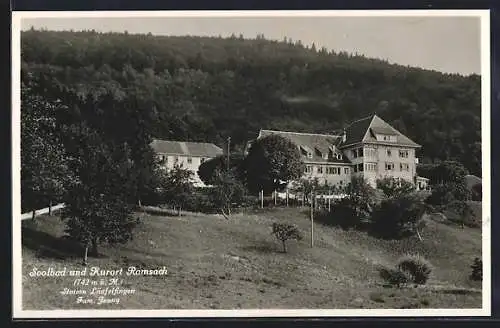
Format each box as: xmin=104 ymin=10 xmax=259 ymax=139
xmin=383 ymin=162 xmax=410 ymax=171
xmin=304 ymin=150 xmax=343 ymax=161
xmin=159 ymin=155 xmax=207 ymax=165
xmin=351 ymin=162 xmax=411 ymax=173
xmin=305 ymin=165 xmax=350 ymax=175
xmin=352 ymin=148 xmax=411 ymax=159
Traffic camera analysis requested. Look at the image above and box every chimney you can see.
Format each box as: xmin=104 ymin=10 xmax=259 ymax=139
xmin=342 ymin=129 xmax=347 ymax=143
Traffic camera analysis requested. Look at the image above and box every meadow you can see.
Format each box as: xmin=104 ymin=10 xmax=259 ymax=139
xmin=22 ymin=207 xmax=482 ymax=310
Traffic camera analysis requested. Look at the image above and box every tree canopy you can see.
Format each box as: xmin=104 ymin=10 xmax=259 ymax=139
xmin=244 ymin=134 xmax=305 ymax=193
xmin=21 ymin=29 xmax=482 ymax=177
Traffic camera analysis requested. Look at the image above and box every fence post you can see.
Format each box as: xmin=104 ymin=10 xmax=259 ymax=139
xmin=260 ymin=190 xmax=264 ymax=209
xmin=310 ymin=190 xmax=314 ymax=248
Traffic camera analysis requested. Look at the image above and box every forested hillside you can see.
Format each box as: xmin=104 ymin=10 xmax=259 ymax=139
xmin=21 ymin=29 xmax=482 ymax=176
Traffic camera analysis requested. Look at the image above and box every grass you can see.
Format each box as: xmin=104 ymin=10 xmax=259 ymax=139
xmin=21 ymin=207 xmax=482 ymax=310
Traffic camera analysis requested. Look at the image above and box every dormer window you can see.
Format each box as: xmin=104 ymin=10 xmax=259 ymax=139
xmin=376 ymin=134 xmax=397 ymax=142
xmin=300 ymin=145 xmax=314 ymax=159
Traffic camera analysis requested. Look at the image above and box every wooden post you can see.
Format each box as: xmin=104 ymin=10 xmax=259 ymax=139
xmin=328 ymin=191 xmax=331 ymax=212
xmin=260 ymin=190 xmax=264 ymax=209
xmin=310 ymin=190 xmax=314 ymax=248
xmin=274 ymin=190 xmax=277 ymax=206
xmin=48 ymin=200 xmax=52 ymax=216
xmin=32 ymin=209 xmax=36 ymax=220
xmin=286 ymin=189 xmax=289 ymax=207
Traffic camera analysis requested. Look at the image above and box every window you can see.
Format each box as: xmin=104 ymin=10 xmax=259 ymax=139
xmin=317 ymin=166 xmax=323 ymax=174
xmin=307 ymin=152 xmax=313 ymax=159
xmin=365 ymin=148 xmax=376 ymax=158
xmin=385 ymin=162 xmax=395 ymax=171
xmin=344 ymin=167 xmax=349 ymax=174
xmin=365 ymin=163 xmax=377 ymax=171
xmin=327 ymin=167 xmax=340 ymax=175
xmin=187 ymin=157 xmax=193 ymax=164
xmin=305 ymin=165 xmax=312 ymax=173
xmin=352 ymin=148 xmax=363 ymax=158
xmin=357 ymin=163 xmax=364 ymax=172
xmin=387 ymin=149 xmax=392 ymax=157
xmin=400 ymin=163 xmax=410 ymax=171
xmin=336 ymin=153 xmax=342 ymax=160
xmin=399 ymin=150 xmax=409 ymax=158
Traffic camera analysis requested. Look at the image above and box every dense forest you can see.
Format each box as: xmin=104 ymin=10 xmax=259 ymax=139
xmin=21 ymin=29 xmax=482 ymax=176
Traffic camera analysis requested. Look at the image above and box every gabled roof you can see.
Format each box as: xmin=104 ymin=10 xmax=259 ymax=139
xmin=340 ymin=114 xmax=420 ymax=148
xmin=150 ymin=139 xmax=223 ymax=157
xmin=258 ymin=130 xmax=350 ymax=164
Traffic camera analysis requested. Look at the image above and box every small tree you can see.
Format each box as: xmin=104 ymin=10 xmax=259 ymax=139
xmin=162 ymin=163 xmax=195 ymax=216
xmin=244 ymin=135 xmax=305 ymax=194
xmin=445 ymin=200 xmax=478 ymax=228
xmin=376 ymin=177 xmax=415 ymax=198
xmin=470 ymin=257 xmax=482 ymax=281
xmin=210 ymin=169 xmax=246 ymax=218
xmin=271 ymin=223 xmax=303 ymax=253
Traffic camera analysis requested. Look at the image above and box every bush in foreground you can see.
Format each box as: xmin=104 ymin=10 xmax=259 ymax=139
xmin=379 ymin=267 xmax=412 ymax=287
xmin=271 ymin=222 xmax=303 ymax=253
xmin=397 ymin=254 xmax=433 ymax=285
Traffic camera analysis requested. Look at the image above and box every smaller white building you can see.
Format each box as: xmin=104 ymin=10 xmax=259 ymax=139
xmin=150 ymin=139 xmax=224 ymax=187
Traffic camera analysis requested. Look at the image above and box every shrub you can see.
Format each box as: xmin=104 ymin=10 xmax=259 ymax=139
xmin=371 ymin=193 xmax=428 ymax=239
xmin=271 ymin=223 xmax=303 ymax=253
xmin=397 ymin=254 xmax=432 ymax=285
xmin=444 ymin=200 xmax=480 ymax=228
xmin=376 ymin=177 xmax=415 ymax=198
xmin=379 ymin=267 xmax=411 ymax=287
xmin=470 ymin=257 xmax=482 ymax=281
xmin=329 ymin=176 xmax=378 ymax=229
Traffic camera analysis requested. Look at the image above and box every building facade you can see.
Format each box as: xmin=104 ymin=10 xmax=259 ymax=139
xmin=251 ymin=115 xmax=429 ymax=190
xmin=150 ymin=139 xmax=224 ymax=187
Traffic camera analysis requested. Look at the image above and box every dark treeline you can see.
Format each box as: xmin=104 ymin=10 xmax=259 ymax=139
xmin=21 ymin=29 xmax=481 ymax=176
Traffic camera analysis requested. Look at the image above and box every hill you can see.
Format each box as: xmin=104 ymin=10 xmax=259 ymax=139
xmin=22 ymin=208 xmax=481 ymax=310
xmin=21 ymin=29 xmax=481 ymax=176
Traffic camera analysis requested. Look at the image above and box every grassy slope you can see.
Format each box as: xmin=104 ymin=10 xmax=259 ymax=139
xmin=22 ymin=208 xmax=482 ymax=310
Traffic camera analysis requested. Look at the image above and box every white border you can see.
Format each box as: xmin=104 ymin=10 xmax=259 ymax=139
xmin=12 ymin=10 xmax=491 ymax=319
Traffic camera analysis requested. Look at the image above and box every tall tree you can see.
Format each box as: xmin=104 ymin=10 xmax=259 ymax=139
xmin=61 ymin=123 xmax=137 ymax=265
xmin=244 ymin=135 xmax=305 ymax=194
xmin=21 ymin=80 xmax=72 ymax=214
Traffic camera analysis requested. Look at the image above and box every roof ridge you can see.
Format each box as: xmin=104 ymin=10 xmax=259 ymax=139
xmin=344 ymin=114 xmax=376 ymax=128
xmin=260 ymin=129 xmax=341 ymax=138
xmin=152 ymin=139 xmax=219 ymax=146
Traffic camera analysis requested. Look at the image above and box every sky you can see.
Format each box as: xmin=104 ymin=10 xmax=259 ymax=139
xmin=21 ymin=15 xmax=482 ymax=75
